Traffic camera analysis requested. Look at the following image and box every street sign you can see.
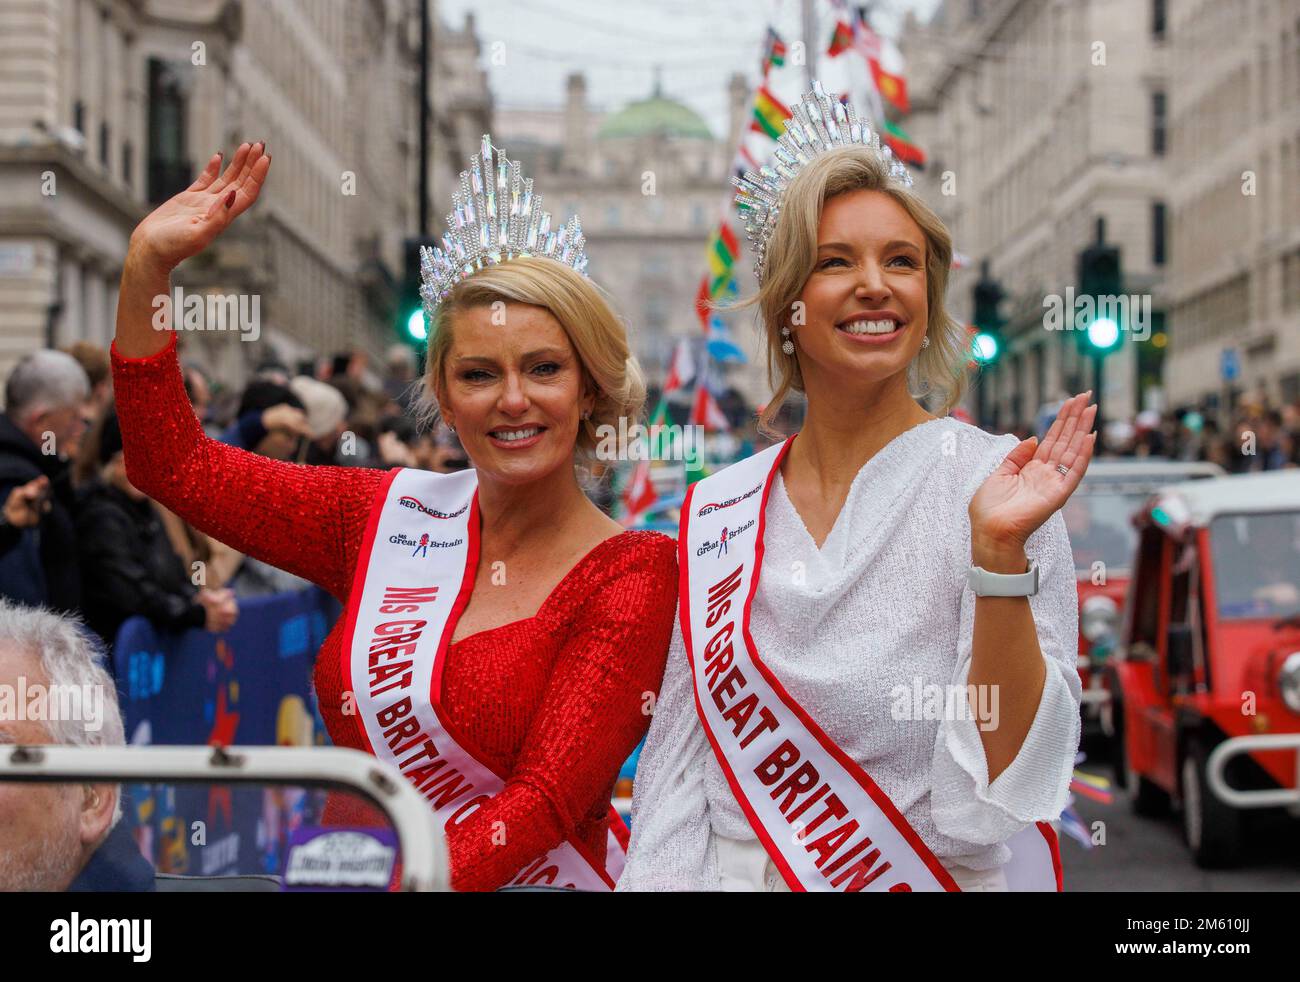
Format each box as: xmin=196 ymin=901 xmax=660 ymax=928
xmin=1220 ymin=347 xmax=1240 ymax=383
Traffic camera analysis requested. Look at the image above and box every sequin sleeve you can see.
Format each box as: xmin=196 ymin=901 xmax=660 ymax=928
xmin=443 ymin=532 xmax=677 ymax=892
xmin=109 ymin=332 xmax=382 ymax=600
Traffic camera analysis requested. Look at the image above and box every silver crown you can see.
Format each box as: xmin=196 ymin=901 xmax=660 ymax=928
xmin=419 ymin=134 xmax=588 ymax=317
xmin=732 ymin=80 xmax=914 ymax=283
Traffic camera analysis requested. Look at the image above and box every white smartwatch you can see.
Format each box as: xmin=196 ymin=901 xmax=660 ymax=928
xmin=968 ymin=560 xmax=1039 ymax=597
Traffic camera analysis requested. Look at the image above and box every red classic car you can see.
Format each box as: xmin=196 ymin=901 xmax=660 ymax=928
xmin=1106 ymin=470 xmax=1300 ymax=867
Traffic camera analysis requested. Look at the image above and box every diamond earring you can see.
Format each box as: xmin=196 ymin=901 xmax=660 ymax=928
xmin=920 ymin=335 xmax=930 ymax=349
xmin=781 ymin=325 xmax=795 ymax=356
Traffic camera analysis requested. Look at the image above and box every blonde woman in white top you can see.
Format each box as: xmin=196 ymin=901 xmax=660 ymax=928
xmin=620 ymin=83 xmax=1094 ymax=892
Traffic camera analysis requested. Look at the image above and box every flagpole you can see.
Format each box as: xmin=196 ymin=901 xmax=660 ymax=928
xmin=801 ymin=0 xmax=818 ymax=85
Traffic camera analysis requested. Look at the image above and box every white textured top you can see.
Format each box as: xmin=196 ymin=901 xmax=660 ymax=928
xmin=618 ymin=417 xmax=1081 ymax=891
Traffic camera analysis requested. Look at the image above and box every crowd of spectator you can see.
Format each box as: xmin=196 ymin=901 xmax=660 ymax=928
xmin=0 ymin=336 xmax=463 ymax=663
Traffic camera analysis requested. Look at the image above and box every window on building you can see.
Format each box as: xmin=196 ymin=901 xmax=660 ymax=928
xmin=1151 ymin=0 xmax=1167 ymax=40
xmin=1152 ymin=200 xmax=1167 ymax=266
xmin=73 ymin=100 xmax=84 ymax=136
xmin=1151 ymin=90 xmax=1167 ymax=156
xmin=99 ymin=122 xmax=110 ymax=168
xmin=147 ymin=58 xmax=190 ymax=204
xmin=122 ymin=141 xmax=132 ymax=188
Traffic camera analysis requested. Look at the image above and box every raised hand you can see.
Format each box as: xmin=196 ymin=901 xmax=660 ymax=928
xmin=969 ymin=391 xmax=1097 ymax=563
xmin=127 ymin=141 xmax=271 ymax=273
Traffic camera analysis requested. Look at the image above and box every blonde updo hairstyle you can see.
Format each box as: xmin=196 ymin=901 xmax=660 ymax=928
xmin=418 ymin=256 xmax=646 ymax=468
xmin=740 ymin=145 xmax=970 ymax=435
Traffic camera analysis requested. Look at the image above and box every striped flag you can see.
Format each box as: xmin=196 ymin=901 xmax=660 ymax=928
xmin=750 ymin=85 xmax=791 ymax=140
xmin=707 ymin=223 xmax=740 ymax=295
xmin=690 ymin=382 xmax=730 ymax=433
xmin=880 ymin=117 xmax=926 ymax=168
xmin=761 ymin=27 xmax=787 ymax=76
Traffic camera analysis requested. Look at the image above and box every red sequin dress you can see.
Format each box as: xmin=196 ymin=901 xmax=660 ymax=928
xmin=110 ymin=332 xmax=677 ymax=891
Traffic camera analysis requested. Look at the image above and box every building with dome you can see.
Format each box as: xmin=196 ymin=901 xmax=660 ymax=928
xmin=494 ymin=72 xmax=766 ymax=407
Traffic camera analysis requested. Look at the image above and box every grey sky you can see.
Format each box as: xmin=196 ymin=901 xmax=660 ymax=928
xmin=436 ymin=0 xmax=940 ymax=135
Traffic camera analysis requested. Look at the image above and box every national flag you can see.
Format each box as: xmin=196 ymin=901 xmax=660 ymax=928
xmin=868 ymin=57 xmax=910 ymax=113
xmin=951 ymin=249 xmax=972 ymax=270
xmin=750 ymin=85 xmax=790 ymax=140
xmin=706 ymin=314 xmax=746 ymax=364
xmin=619 ymin=459 xmax=657 ymax=527
xmin=689 ymin=383 xmax=730 ymax=433
xmin=827 ymin=19 xmax=854 ymax=57
xmin=880 ymin=117 xmax=926 ymax=168
xmin=707 ymin=223 xmax=740 ymax=294
xmin=852 ymin=12 xmax=884 ymax=61
xmin=761 ymin=27 xmax=787 ymax=76
xmin=1059 ymin=803 xmax=1093 ymax=849
xmin=662 ymin=336 xmax=695 ymax=393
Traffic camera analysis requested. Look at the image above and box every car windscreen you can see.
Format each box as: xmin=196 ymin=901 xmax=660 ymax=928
xmin=1209 ymin=511 xmax=1300 ymax=621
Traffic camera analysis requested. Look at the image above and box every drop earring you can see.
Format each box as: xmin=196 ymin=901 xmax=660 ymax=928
xmin=920 ymin=335 xmax=930 ymax=349
xmin=781 ymin=326 xmax=794 ymax=355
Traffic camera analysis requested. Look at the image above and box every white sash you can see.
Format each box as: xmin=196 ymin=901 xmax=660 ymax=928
xmin=340 ymin=466 xmax=627 ymax=890
xmin=678 ymin=438 xmax=1062 ymax=892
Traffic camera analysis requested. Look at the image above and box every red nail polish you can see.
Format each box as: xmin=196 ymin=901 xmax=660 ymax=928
xmin=225 ymin=190 xmax=236 ymax=209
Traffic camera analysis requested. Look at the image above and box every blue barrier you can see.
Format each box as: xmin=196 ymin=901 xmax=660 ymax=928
xmin=112 ymin=587 xmax=341 ymax=877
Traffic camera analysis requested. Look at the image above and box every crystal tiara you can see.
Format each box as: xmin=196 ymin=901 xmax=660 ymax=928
xmin=419 ymin=134 xmax=588 ymax=317
xmin=732 ymin=80 xmax=914 ymax=283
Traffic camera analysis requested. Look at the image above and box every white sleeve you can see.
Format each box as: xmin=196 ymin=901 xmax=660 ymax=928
xmin=929 ymin=492 xmax=1082 ymax=846
xmin=616 ymin=609 xmax=721 ymax=891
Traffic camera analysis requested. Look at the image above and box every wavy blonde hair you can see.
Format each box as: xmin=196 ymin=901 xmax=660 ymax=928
xmin=417 ymin=256 xmax=646 ymax=466
xmin=735 ymin=145 xmax=970 ymax=435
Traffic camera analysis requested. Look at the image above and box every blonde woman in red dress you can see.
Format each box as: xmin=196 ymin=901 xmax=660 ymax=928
xmin=110 ymin=138 xmax=675 ymax=891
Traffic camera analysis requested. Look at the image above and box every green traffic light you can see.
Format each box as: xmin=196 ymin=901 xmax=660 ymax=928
xmin=973 ymin=332 xmax=999 ymax=364
xmin=1086 ymin=316 xmax=1120 ymax=351
xmin=405 ymin=308 xmax=427 ymax=342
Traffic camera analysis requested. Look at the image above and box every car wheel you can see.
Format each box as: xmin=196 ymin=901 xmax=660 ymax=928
xmin=1180 ymin=738 xmax=1243 ymax=869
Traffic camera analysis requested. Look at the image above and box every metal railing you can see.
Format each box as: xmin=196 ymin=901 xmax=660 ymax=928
xmin=0 ymin=744 xmax=448 ymax=891
xmin=1206 ymin=734 xmax=1300 ymax=809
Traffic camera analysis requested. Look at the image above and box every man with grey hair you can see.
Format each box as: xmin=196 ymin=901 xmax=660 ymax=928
xmin=0 ymin=349 xmax=91 ymax=612
xmin=0 ymin=597 xmax=153 ymax=891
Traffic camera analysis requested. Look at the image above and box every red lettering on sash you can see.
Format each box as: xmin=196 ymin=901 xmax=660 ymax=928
xmin=369 ymin=633 xmax=421 ymax=652
xmin=705 ymin=566 xmax=744 ymax=628
xmin=406 ymin=759 xmax=447 ymax=786
xmin=756 ymin=740 xmax=800 ymax=785
xmin=801 ymin=793 xmax=847 ymax=836
xmin=786 ymin=782 xmax=829 ymax=823
xmin=822 ymin=836 xmax=873 ymax=876
xmin=830 ymin=850 xmax=892 ymax=891
xmin=424 ymin=770 xmax=472 ymax=809
xmin=721 ymin=692 xmax=758 ymax=735
xmin=373 ymin=619 xmax=426 ymax=637
xmin=369 ymin=641 xmax=418 ymax=665
xmin=397 ymin=739 xmax=438 ymax=768
xmin=382 ymin=714 xmax=421 ymax=750
xmin=738 ymin=706 xmax=779 ymax=750
xmin=369 ymin=659 xmax=413 ymax=691
xmin=771 ymin=761 xmax=819 ymax=815
xmin=376 ymin=697 xmax=412 ymax=727
xmin=703 ymin=622 xmax=734 ymax=662
xmin=381 ymin=586 xmax=440 ymax=607
xmin=703 ymin=645 xmax=735 ymax=689
xmin=804 ymin=820 xmax=858 ymax=868
xmin=711 ymin=666 xmax=746 ymax=712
